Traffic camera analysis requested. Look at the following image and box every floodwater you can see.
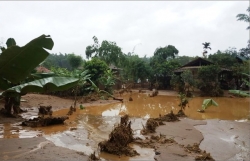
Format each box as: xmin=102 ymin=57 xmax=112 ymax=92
xmin=0 ymin=92 xmax=249 ymax=160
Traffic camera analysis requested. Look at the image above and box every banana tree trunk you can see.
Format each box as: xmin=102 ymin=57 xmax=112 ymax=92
xmin=4 ymin=95 xmax=23 ymax=116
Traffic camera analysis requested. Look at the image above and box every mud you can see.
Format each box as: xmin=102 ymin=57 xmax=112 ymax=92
xmin=21 ymin=116 xmax=69 ymax=127
xmin=98 ymin=115 xmax=139 ymax=157
xmin=0 ymin=91 xmax=249 ymax=161
xmin=141 ymin=110 xmax=180 ymax=134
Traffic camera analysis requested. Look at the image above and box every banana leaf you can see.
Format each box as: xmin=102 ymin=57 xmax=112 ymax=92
xmin=0 ymin=35 xmax=54 ymax=84
xmin=228 ymin=90 xmax=250 ymax=97
xmin=202 ymin=99 xmax=218 ymax=110
xmin=30 ymin=72 xmax=57 ymax=79
xmin=0 ymin=77 xmax=79 ymax=97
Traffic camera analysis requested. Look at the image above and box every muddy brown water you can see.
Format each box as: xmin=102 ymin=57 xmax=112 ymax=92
xmin=1 ymin=93 xmax=249 ymax=160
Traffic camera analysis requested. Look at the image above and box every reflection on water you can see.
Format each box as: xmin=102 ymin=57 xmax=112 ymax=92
xmin=1 ymin=93 xmax=249 ymax=160
xmin=84 ymin=93 xmax=250 ymax=121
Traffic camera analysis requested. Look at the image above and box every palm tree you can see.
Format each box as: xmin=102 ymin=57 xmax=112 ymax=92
xmin=236 ymin=7 xmax=250 ymax=30
xmin=202 ymin=42 xmax=211 ymax=57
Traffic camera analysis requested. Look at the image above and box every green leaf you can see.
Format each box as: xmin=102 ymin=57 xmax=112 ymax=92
xmin=0 ymin=35 xmax=54 ymax=83
xmin=202 ymin=99 xmax=218 ymax=110
xmin=80 ymin=104 xmax=85 ymax=110
xmin=0 ymin=77 xmax=79 ymax=97
xmin=229 ymin=90 xmax=250 ymax=97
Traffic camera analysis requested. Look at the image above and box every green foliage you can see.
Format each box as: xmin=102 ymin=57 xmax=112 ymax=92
xmin=228 ymin=90 xmax=250 ymax=97
xmin=236 ymin=7 xmax=250 ymax=30
xmin=80 ymin=104 xmax=85 ymax=110
xmin=0 ymin=77 xmax=79 ymax=97
xmin=208 ymin=51 xmax=238 ymax=68
xmin=153 ymin=45 xmax=179 ymax=60
xmin=202 ymin=99 xmax=218 ymax=110
xmin=0 ymin=35 xmax=54 ymax=84
xmin=123 ymin=55 xmax=152 ymax=82
xmin=49 ymin=67 xmax=92 ymax=96
xmin=67 ymin=53 xmax=83 ymax=69
xmin=178 ymin=93 xmax=189 ymax=110
xmin=231 ymin=60 xmax=250 ymax=78
xmin=85 ymin=36 xmax=99 ymax=59
xmin=175 ymin=56 xmax=195 ymax=66
xmin=85 ymin=36 xmax=124 ymax=66
xmin=241 ymin=72 xmax=250 ymax=87
xmin=181 ymin=70 xmax=196 ymax=96
xmin=170 ymin=74 xmax=184 ymax=92
xmin=83 ymin=57 xmax=109 ymax=84
xmin=6 ymin=38 xmax=16 ymax=48
xmin=197 ymin=99 xmax=218 ymax=112
xmin=197 ymin=65 xmax=223 ymax=96
xmin=43 ymin=53 xmax=74 ymax=71
xmin=99 ymin=69 xmax=115 ymax=93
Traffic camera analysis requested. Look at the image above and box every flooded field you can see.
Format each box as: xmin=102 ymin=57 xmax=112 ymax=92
xmin=0 ymin=92 xmax=249 ymax=160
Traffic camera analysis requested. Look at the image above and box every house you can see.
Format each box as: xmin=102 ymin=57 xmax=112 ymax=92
xmin=173 ymin=57 xmax=232 ymax=89
xmin=36 ymin=66 xmax=51 ymax=73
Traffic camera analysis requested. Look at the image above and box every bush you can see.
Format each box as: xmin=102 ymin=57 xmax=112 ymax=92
xmin=197 ymin=65 xmax=224 ymax=96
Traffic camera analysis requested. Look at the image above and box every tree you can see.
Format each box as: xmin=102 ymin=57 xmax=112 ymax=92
xmin=85 ymin=36 xmax=99 ymax=59
xmin=175 ymin=56 xmax=195 ymax=66
xmin=180 ymin=70 xmax=196 ymax=97
xmin=85 ymin=36 xmax=124 ymax=66
xmin=202 ymin=42 xmax=211 ymax=58
xmin=236 ymin=7 xmax=250 ymax=58
xmin=123 ymin=55 xmax=152 ymax=83
xmin=208 ymin=50 xmax=238 ymax=68
xmin=0 ymin=35 xmax=80 ymax=116
xmin=99 ymin=69 xmax=116 ymax=94
xmin=197 ymin=65 xmax=223 ymax=96
xmin=153 ymin=45 xmax=179 ymax=60
xmin=83 ymin=57 xmax=109 ymax=85
xmin=43 ymin=53 xmax=72 ymax=70
xmin=236 ymin=7 xmax=250 ymax=30
xmin=67 ymin=53 xmax=83 ymax=69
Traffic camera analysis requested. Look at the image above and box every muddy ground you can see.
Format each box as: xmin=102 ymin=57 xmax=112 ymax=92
xmin=0 ymin=90 xmax=249 ymax=161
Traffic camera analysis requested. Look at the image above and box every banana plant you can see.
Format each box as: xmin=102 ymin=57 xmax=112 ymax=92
xmin=228 ymin=73 xmax=250 ymax=97
xmin=0 ymin=35 xmax=82 ymax=116
xmin=0 ymin=35 xmax=53 ymax=84
xmin=197 ymin=99 xmax=218 ymax=113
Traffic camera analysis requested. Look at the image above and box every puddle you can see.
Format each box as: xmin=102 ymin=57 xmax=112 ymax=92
xmin=1 ymin=93 xmax=249 ymax=160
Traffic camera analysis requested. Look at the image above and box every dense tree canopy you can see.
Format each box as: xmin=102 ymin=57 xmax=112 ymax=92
xmin=85 ymin=36 xmax=123 ymax=66
xmin=83 ymin=57 xmax=109 ymax=84
xmin=153 ymin=45 xmax=179 ymax=60
xmin=122 ymin=55 xmax=152 ymax=82
xmin=67 ymin=53 xmax=83 ymax=69
xmin=208 ymin=50 xmax=238 ymax=68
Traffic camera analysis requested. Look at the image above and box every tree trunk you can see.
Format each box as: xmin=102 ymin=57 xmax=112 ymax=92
xmin=4 ymin=97 xmax=12 ymax=115
xmin=4 ymin=95 xmax=22 ymax=116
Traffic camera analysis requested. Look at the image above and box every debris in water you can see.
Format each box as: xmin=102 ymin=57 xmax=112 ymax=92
xmin=185 ymin=143 xmax=215 ymax=161
xmin=98 ymin=114 xmax=139 ymax=157
xmin=176 ymin=109 xmax=187 ymax=117
xmin=88 ymin=152 xmax=100 ymax=161
xmin=21 ymin=116 xmax=69 ymax=127
xmin=141 ymin=110 xmax=180 ymax=134
xmin=129 ymin=96 xmax=133 ymax=101
xmin=67 ymin=105 xmax=76 ymax=115
xmin=38 ymin=105 xmax=53 ymax=117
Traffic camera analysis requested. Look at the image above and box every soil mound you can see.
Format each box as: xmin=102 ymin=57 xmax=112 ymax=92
xmin=185 ymin=143 xmax=215 ymax=161
xmin=98 ymin=115 xmax=139 ymax=157
xmin=141 ymin=110 xmax=180 ymax=134
xmin=21 ymin=116 xmax=69 ymax=127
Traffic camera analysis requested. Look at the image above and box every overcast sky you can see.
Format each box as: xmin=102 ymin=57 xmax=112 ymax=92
xmin=0 ymin=1 xmax=249 ymax=59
